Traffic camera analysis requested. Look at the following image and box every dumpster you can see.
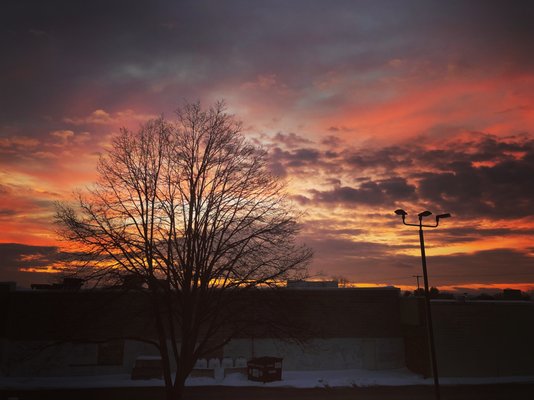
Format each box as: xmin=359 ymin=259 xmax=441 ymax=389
xmin=247 ymin=357 xmax=283 ymax=382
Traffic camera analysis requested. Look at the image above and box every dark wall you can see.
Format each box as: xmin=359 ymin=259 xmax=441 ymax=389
xmin=1 ymin=287 xmax=402 ymax=342
xmin=402 ymin=298 xmax=534 ymax=377
xmin=433 ymin=300 xmax=534 ymax=377
xmin=276 ymin=288 xmax=402 ymax=338
xmin=4 ymin=288 xmax=532 ymax=377
xmin=0 ymin=290 xmax=157 ymax=342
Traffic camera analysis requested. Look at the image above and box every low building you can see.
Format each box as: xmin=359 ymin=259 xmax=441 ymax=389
xmin=1 ymin=282 xmax=533 ymax=379
xmin=0 ymin=284 xmax=404 ymax=377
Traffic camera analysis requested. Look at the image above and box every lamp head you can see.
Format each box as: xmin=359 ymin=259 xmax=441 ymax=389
xmin=418 ymin=210 xmax=432 ymax=218
xmin=394 ymin=209 xmax=407 ymax=216
xmin=436 ymin=213 xmax=451 ymax=220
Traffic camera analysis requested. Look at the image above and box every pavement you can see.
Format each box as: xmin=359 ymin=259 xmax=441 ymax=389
xmin=2 ymin=383 xmax=534 ymax=400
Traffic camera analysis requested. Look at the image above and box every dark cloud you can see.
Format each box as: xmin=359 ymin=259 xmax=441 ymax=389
xmin=300 ymin=222 xmax=365 ymax=238
xmin=290 ymin=148 xmax=321 ymax=165
xmin=341 ymin=135 xmax=534 ymax=175
xmin=0 ymin=209 xmax=17 ymax=217
xmin=428 ymin=249 xmax=534 ymax=286
xmin=0 ymin=243 xmax=112 ymax=288
xmin=321 ymin=135 xmax=344 ymax=148
xmin=2 ymin=0 xmax=533 ymax=126
xmin=413 ymin=135 xmax=531 ymax=169
xmin=269 ymin=147 xmax=323 ymax=173
xmin=302 ymin=235 xmax=534 ymax=287
xmin=268 ymin=161 xmax=287 ymax=178
xmin=266 ymin=133 xmax=534 ymax=282
xmin=418 ymin=154 xmax=534 ymax=218
xmin=343 ymin=146 xmax=414 ymax=171
xmin=301 ymin=237 xmax=396 ymax=268
xmin=271 ymin=132 xmax=313 ymax=148
xmin=431 ymin=227 xmax=534 ymax=244
xmin=0 ymin=243 xmax=59 ymax=287
xmin=311 ymin=177 xmax=416 ymax=205
xmin=270 ymin=133 xmax=534 ymax=218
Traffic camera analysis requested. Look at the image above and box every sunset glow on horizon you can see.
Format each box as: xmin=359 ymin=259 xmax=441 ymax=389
xmin=1 ymin=0 xmax=533 ymax=292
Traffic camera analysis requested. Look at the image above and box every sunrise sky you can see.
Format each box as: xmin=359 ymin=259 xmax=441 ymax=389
xmin=1 ymin=0 xmax=533 ymax=292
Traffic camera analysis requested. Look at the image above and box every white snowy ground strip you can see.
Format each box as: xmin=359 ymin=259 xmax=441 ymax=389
xmin=1 ymin=369 xmax=533 ymax=390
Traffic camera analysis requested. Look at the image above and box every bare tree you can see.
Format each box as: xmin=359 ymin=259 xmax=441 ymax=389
xmin=56 ymin=102 xmax=311 ymax=400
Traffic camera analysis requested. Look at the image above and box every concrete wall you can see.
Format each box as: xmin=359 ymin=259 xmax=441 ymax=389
xmin=5 ymin=289 xmax=533 ymax=378
xmin=433 ymin=300 xmax=534 ymax=377
xmin=1 ymin=336 xmax=405 ymax=377
xmin=1 ymin=287 xmax=405 ymax=377
xmin=223 ymin=338 xmax=404 ymax=370
xmin=401 ymin=298 xmax=534 ymax=377
xmin=0 ymin=339 xmax=159 ymax=377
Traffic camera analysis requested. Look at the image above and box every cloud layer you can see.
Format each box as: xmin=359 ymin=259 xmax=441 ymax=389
xmin=1 ymin=1 xmax=533 ymax=289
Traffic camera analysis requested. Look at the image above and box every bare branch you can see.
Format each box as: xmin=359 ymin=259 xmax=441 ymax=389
xmin=55 ymin=101 xmax=312 ymax=399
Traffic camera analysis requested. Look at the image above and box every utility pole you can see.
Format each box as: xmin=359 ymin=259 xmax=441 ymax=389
xmin=412 ymin=274 xmax=422 ymax=290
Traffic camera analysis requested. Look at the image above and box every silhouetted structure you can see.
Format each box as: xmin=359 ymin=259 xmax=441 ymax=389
xmin=1 ymin=283 xmax=533 ymax=382
xmin=0 ymin=285 xmax=404 ymax=377
xmin=286 ymin=280 xmax=339 ymax=289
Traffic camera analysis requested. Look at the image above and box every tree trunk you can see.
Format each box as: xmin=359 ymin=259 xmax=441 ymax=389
xmin=170 ymin=371 xmax=188 ymax=400
xmin=166 ymin=386 xmax=180 ymax=400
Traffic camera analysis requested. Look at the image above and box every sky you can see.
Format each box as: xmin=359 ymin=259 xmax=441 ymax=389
xmin=1 ymin=0 xmax=533 ymax=292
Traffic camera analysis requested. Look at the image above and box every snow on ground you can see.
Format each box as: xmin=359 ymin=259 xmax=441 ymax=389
xmin=1 ymin=369 xmax=533 ymax=390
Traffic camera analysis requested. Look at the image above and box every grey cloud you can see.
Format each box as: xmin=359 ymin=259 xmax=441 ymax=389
xmin=418 ymin=155 xmax=534 ymax=218
xmin=270 ymin=147 xmax=322 ymax=169
xmin=0 ymin=243 xmax=59 ymax=287
xmin=324 ymin=151 xmax=340 ymax=159
xmin=311 ymin=177 xmax=416 ymax=206
xmin=427 ymin=249 xmax=534 ymax=286
xmin=341 ymin=135 xmax=534 ymax=175
xmin=3 ymin=0 xmax=533 ymax=128
xmin=0 ymin=243 xmax=112 ymax=288
xmin=343 ymin=146 xmax=414 ymax=171
xmin=272 ymin=133 xmax=534 ymax=218
xmin=290 ymin=194 xmax=311 ymax=205
xmin=0 ymin=209 xmax=18 ymax=217
xmin=268 ymin=161 xmax=287 ymax=178
xmin=302 ymin=235 xmax=534 ymax=288
xmin=431 ymin=227 xmax=534 ymax=244
xmin=300 ymin=236 xmax=396 ymax=265
xmin=300 ymin=222 xmax=365 ymax=238
xmin=321 ymin=135 xmax=344 ymax=148
xmin=272 ymin=132 xmax=313 ymax=148
xmin=291 ymin=148 xmax=321 ymax=164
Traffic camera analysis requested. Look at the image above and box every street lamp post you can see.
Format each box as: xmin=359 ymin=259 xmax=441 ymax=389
xmin=394 ymin=209 xmax=451 ymax=400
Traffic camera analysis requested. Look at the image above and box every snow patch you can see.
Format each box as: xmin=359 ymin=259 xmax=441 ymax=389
xmin=1 ymin=369 xmax=533 ymax=390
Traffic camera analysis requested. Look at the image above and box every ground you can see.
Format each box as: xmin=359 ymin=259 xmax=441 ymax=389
xmin=2 ymin=384 xmax=534 ymax=400
xmin=1 ymin=369 xmax=533 ymax=399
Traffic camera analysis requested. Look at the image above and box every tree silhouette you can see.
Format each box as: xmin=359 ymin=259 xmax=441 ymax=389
xmin=56 ymin=101 xmax=312 ymax=400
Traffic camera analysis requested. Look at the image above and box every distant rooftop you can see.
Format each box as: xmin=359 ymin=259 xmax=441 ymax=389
xmin=285 ymin=280 xmax=400 ymax=291
xmin=286 ymin=280 xmax=339 ymax=289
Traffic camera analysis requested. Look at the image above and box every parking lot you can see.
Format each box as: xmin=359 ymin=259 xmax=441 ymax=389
xmin=3 ymin=383 xmax=534 ymax=400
